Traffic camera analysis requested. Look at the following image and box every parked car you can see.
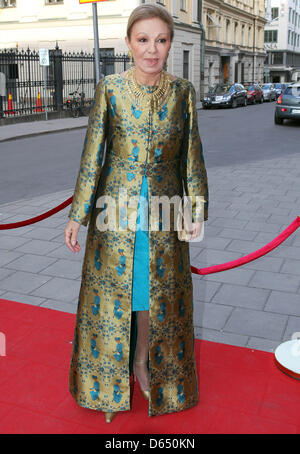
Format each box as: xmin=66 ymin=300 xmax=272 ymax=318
xmin=244 ymin=83 xmax=264 ymax=104
xmin=261 ymin=83 xmax=277 ymax=101
xmin=202 ymin=83 xmax=247 ymax=109
xmin=274 ymin=82 xmax=300 ymax=124
xmin=274 ymin=83 xmax=288 ymax=99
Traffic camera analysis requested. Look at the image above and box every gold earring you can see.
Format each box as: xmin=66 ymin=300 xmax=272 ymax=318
xmin=165 ymin=52 xmax=169 ymax=69
xmin=128 ymin=49 xmax=133 ymax=66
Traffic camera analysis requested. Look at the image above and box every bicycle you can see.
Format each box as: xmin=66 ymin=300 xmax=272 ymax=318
xmin=65 ymin=87 xmax=89 ymax=118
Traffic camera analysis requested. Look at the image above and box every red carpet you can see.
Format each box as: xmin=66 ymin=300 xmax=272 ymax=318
xmin=0 ymin=298 xmax=299 ymax=434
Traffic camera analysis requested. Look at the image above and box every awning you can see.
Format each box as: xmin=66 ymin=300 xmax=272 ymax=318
xmin=207 ymin=13 xmax=222 ymax=27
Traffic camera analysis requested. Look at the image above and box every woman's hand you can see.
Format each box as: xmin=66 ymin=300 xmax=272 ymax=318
xmin=190 ymin=221 xmax=203 ymax=240
xmin=64 ymin=219 xmax=81 ymax=253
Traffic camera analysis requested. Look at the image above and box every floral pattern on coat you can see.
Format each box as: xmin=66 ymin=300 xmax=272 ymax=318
xmin=68 ymin=73 xmax=209 ymax=417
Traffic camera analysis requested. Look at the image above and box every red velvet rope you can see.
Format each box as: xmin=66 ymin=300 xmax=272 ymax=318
xmin=192 ymin=216 xmax=300 ymax=275
xmin=0 ymin=196 xmax=73 ymax=230
xmin=0 ymin=197 xmax=299 ymax=276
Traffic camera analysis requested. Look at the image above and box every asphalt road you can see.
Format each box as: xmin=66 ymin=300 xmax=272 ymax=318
xmin=0 ymin=127 xmax=87 ymax=205
xmin=199 ymin=99 xmax=300 ymax=168
xmin=1 ymin=100 xmax=299 ymax=205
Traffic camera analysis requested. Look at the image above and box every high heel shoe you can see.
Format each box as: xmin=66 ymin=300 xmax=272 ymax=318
xmin=133 ymin=359 xmax=150 ymax=401
xmin=104 ymin=411 xmax=117 ymax=423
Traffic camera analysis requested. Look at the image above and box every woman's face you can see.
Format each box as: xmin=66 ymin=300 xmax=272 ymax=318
xmin=126 ymin=17 xmax=171 ymax=76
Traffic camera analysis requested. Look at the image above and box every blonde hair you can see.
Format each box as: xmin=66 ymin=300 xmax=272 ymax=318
xmin=127 ymin=4 xmax=174 ymax=43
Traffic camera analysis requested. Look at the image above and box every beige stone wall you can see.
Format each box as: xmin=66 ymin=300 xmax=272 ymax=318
xmin=204 ymin=0 xmax=266 ymax=52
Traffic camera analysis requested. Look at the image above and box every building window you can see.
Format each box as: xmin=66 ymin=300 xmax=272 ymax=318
xmin=271 ymin=7 xmax=279 ymax=19
xmin=207 ymin=12 xmax=221 ymax=41
xmin=218 ymin=16 xmax=222 ymax=41
xmin=45 ymin=0 xmax=63 ymax=4
xmin=264 ymin=30 xmax=278 ymax=43
xmin=248 ymin=26 xmax=251 ymax=46
xmin=0 ymin=0 xmax=16 ymax=7
xmin=272 ymin=52 xmax=283 ymax=64
xmin=241 ymin=24 xmax=245 ymax=46
xmin=234 ymin=22 xmax=238 ymax=45
xmin=208 ymin=61 xmax=214 ymax=88
xmin=226 ymin=19 xmax=230 ymax=43
xmin=180 ymin=0 xmax=186 ymax=11
xmin=286 ymin=52 xmax=300 ymax=65
xmin=183 ymin=50 xmax=189 ymax=80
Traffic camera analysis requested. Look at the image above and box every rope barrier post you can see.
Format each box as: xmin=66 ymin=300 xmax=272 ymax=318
xmin=274 ymin=338 xmax=300 ymax=380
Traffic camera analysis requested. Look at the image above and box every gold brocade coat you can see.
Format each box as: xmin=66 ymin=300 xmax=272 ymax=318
xmin=68 ymin=72 xmax=209 ymax=417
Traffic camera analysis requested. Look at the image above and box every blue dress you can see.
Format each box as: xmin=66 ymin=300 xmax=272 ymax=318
xmin=132 ymin=173 xmax=149 ymax=311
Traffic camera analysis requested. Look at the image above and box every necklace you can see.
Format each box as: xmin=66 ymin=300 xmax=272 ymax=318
xmin=124 ymin=66 xmax=172 ymax=110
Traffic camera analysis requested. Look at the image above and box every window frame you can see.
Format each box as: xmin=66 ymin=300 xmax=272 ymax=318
xmin=0 ymin=0 xmax=16 ymax=8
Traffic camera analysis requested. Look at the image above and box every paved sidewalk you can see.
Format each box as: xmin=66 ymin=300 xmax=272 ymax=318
xmin=0 ymin=115 xmax=300 ymax=355
xmin=0 ymin=116 xmax=88 ymax=143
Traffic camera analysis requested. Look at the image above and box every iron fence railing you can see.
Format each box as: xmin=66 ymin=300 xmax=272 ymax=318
xmin=0 ymin=44 xmax=130 ymax=118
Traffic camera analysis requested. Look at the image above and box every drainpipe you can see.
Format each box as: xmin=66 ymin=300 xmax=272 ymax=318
xmin=198 ymin=0 xmax=205 ymax=102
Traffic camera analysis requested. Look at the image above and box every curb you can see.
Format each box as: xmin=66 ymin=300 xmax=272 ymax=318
xmin=0 ymin=124 xmax=88 ymax=144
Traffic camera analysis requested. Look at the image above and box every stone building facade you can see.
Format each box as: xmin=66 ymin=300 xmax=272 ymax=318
xmin=202 ymin=0 xmax=267 ymax=94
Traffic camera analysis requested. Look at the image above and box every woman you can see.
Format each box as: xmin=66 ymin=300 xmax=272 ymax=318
xmin=64 ymin=3 xmax=209 ymax=423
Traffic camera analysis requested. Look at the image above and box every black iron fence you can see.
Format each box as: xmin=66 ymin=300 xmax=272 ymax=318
xmin=0 ymin=44 xmax=130 ymax=118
